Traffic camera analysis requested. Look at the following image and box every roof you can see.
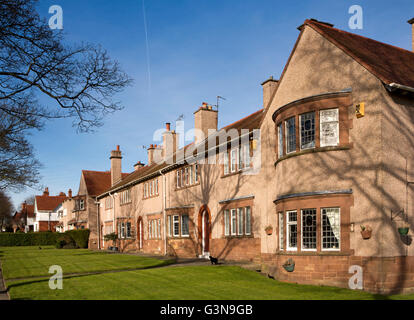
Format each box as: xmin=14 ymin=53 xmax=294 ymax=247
xmin=82 ymin=170 xmax=130 ymax=196
xmin=35 ymin=195 xmax=67 ymax=211
xmin=303 ymin=19 xmax=414 ymax=88
xmin=99 ymin=108 xmax=264 ymax=197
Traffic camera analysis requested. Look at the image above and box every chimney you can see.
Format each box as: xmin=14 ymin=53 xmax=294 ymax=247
xmin=163 ymin=122 xmax=178 ymax=162
xmin=408 ymin=18 xmax=414 ymax=51
xmin=110 ymin=145 xmax=122 ymax=186
xmin=68 ymin=189 xmax=72 ymax=198
xmin=147 ymin=144 xmax=155 ymax=165
xmin=59 ymin=192 xmax=66 ymax=196
xmin=261 ymin=76 xmax=278 ymax=108
xmin=133 ymin=161 xmax=145 ymax=171
xmin=22 ymin=201 xmax=27 ymax=211
xmin=194 ymin=102 xmax=218 ymax=145
xmin=43 ymin=187 xmax=49 ymax=196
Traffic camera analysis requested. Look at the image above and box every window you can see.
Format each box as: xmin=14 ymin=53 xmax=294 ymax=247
xmin=286 ymin=211 xmax=297 ymax=251
xmin=105 ymin=197 xmax=113 ymax=209
xmin=173 ymin=215 xmax=180 ymax=237
xmin=120 ymin=222 xmax=125 ymax=239
xmin=300 ymin=112 xmax=315 ymax=149
xmin=230 ymin=149 xmax=238 ymax=173
xmin=278 ymin=123 xmax=283 ymax=158
xmin=245 ymin=207 xmax=251 ymax=235
xmin=148 ymin=220 xmax=152 ymax=239
xmin=239 ymin=144 xmax=250 ymax=170
xmin=321 ymin=208 xmax=340 ymax=250
xmin=237 ymin=208 xmax=244 ymax=235
xmin=120 ymin=190 xmax=131 ymax=204
xmin=231 ymin=209 xmax=237 ymax=235
xmin=149 ymin=181 xmax=152 ymax=196
xmin=167 ymin=215 xmax=172 ymax=237
xmin=320 ymin=109 xmax=339 ymax=147
xmin=181 ymin=214 xmax=189 ymax=236
xmin=176 ymin=164 xmax=198 ymax=189
xmin=301 ymin=209 xmax=316 ymax=251
xmin=224 ymin=210 xmax=230 ymax=236
xmin=285 ymin=117 xmax=296 ymax=153
xmin=126 ymin=222 xmax=131 ymax=238
xmin=79 ymin=199 xmax=84 ymax=210
xmin=223 ymin=152 xmax=229 ymax=175
xmin=144 ymin=179 xmax=159 ymax=199
xmin=279 ymin=212 xmax=284 ymax=250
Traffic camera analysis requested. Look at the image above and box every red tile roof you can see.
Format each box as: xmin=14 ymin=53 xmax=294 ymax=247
xmin=303 ymin=19 xmax=414 ymax=88
xmin=82 ymin=170 xmax=130 ymax=196
xmin=35 ymin=195 xmax=67 ymax=211
xmin=99 ymin=108 xmax=264 ymax=197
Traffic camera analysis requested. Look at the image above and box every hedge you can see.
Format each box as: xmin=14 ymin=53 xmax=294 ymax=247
xmin=0 ymin=231 xmax=59 ymax=246
xmin=62 ymin=229 xmax=90 ymax=249
xmin=0 ymin=229 xmax=90 ymax=248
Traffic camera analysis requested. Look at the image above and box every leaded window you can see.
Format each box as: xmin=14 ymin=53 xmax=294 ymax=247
xmin=322 ymin=208 xmax=340 ymax=250
xmin=301 ymin=209 xmax=317 ymax=250
xmin=285 ymin=117 xmax=296 ymax=153
xmin=300 ymin=112 xmax=315 ymax=149
xmin=286 ymin=211 xmax=297 ymax=250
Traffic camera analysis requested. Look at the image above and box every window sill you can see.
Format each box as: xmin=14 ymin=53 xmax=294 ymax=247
xmin=223 ymin=235 xmax=254 ymax=239
xmin=275 ymin=144 xmax=352 ymax=166
xmin=168 ymin=236 xmax=191 ymax=240
xmin=120 ymin=202 xmax=132 ymax=206
xmin=275 ymin=250 xmax=352 ymax=256
xmin=175 ymin=182 xmax=200 ymax=191
xmin=143 ymin=195 xmax=159 ymax=200
xmin=221 ymin=167 xmax=252 ymax=179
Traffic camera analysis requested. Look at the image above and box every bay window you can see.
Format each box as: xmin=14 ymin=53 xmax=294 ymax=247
xmin=286 ymin=211 xmax=297 ymax=251
xmin=301 ymin=209 xmax=317 ymax=251
xmin=300 ymin=111 xmax=315 ymax=149
xmin=321 ymin=208 xmax=340 ymax=250
xmin=285 ymin=117 xmax=296 ymax=154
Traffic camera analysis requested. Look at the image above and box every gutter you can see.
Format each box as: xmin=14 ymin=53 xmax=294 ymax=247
xmin=386 ymin=83 xmax=414 ymax=94
xmin=159 ymin=170 xmax=167 ymax=256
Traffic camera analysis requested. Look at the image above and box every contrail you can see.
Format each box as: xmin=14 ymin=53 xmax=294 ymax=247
xmin=142 ymin=0 xmax=151 ymax=94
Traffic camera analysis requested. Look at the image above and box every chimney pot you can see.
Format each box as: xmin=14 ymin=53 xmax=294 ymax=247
xmin=68 ymin=189 xmax=72 ymax=198
xmin=166 ymin=123 xmax=171 ymax=131
xmin=116 ymin=145 xmax=120 ymax=151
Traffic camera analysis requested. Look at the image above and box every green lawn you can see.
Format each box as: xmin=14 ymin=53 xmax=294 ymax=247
xmin=0 ymin=246 xmax=173 ymax=280
xmin=2 ymin=246 xmax=414 ymax=300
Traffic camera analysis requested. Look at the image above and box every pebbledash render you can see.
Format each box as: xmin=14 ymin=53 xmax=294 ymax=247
xmin=93 ymin=19 xmax=414 ymax=294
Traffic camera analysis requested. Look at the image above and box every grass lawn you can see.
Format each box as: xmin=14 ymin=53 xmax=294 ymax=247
xmin=2 ymin=246 xmax=414 ymax=300
xmin=0 ymin=246 xmax=173 ymax=280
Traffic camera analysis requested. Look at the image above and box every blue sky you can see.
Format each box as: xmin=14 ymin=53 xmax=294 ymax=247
xmin=9 ymin=0 xmax=414 ymax=208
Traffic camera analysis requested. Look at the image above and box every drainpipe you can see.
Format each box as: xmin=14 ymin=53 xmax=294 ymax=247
xmin=95 ymin=199 xmax=100 ymax=250
xmin=159 ymin=170 xmax=167 ymax=256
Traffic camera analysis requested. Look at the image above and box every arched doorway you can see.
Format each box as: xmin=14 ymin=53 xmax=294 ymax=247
xmin=198 ymin=205 xmax=211 ymax=258
xmin=137 ymin=217 xmax=143 ymax=250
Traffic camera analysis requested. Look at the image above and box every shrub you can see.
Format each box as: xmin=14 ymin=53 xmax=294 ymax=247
xmin=65 ymin=229 xmax=90 ymax=249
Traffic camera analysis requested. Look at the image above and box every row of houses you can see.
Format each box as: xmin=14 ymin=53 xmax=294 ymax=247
xmin=12 ymin=18 xmax=414 ymax=294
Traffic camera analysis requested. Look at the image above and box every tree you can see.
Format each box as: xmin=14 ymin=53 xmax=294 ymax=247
xmin=0 ymin=190 xmax=14 ymax=231
xmin=0 ymin=0 xmax=133 ymax=191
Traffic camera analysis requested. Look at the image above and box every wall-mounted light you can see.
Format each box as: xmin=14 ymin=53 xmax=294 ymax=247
xmin=350 ymin=223 xmax=355 ymax=232
xmin=356 ymin=102 xmax=365 ymax=118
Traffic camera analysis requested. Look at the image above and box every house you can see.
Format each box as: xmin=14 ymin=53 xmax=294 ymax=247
xmin=12 ymin=202 xmax=35 ymax=232
xmin=59 ymin=170 xmax=129 ymax=248
xmin=91 ymin=18 xmax=414 ymax=294
xmin=34 ymin=188 xmax=67 ymax=232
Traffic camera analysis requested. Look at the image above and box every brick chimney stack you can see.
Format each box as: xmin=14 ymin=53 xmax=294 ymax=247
xmin=43 ymin=187 xmax=49 ymax=196
xmin=194 ymin=102 xmax=218 ymax=145
xmin=261 ymin=76 xmax=278 ymax=109
xmin=163 ymin=122 xmax=178 ymax=163
xmin=147 ymin=144 xmax=155 ymax=165
xmin=408 ymin=18 xmax=414 ymax=51
xmin=68 ymin=189 xmax=72 ymax=198
xmin=133 ymin=161 xmax=145 ymax=171
xmin=110 ymin=145 xmax=122 ymax=186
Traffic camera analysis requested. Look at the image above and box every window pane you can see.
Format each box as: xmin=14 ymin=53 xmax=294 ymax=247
xmin=231 ymin=209 xmax=237 ymax=235
xmin=195 ymin=164 xmax=199 ymax=183
xmin=245 ymin=207 xmax=251 ymax=235
xmin=224 ymin=210 xmax=230 ymax=236
xmin=279 ymin=212 xmax=284 ymax=250
xmin=285 ymin=117 xmax=296 ymax=153
xmin=167 ymin=216 xmax=171 ymax=237
xmin=224 ymin=152 xmax=229 ymax=175
xmin=231 ymin=149 xmax=237 ymax=172
xmin=278 ymin=124 xmax=284 ymax=157
xmin=173 ymin=215 xmax=180 ymax=236
xmin=237 ymin=208 xmax=244 ymax=235
xmin=127 ymin=222 xmax=131 ymax=238
xmin=322 ymin=208 xmax=340 ymax=250
xmin=287 ymin=211 xmax=297 ymax=250
xmin=301 ymin=209 xmax=317 ymax=250
xmin=181 ymin=214 xmax=189 ymax=236
xmin=300 ymin=112 xmax=315 ymax=149
xmin=158 ymin=219 xmax=161 ymax=239
xmin=320 ymin=109 xmax=339 ymax=147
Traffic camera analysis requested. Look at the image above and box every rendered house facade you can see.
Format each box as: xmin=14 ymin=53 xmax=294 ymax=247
xmin=34 ymin=188 xmax=67 ymax=232
xmin=88 ymin=18 xmax=414 ymax=294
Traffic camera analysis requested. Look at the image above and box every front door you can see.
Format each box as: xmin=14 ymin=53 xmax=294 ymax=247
xmin=202 ymin=210 xmax=210 ymax=255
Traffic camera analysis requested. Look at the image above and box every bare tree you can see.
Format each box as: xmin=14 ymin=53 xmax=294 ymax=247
xmin=0 ymin=0 xmax=133 ymax=190
xmin=0 ymin=190 xmax=14 ymax=231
